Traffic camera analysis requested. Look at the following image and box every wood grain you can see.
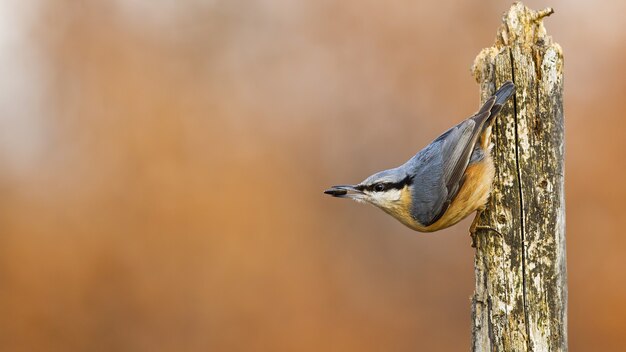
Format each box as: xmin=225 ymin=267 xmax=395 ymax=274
xmin=470 ymin=3 xmax=566 ymax=351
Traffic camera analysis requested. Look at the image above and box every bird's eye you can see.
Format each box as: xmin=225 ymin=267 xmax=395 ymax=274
xmin=374 ymin=183 xmax=386 ymax=192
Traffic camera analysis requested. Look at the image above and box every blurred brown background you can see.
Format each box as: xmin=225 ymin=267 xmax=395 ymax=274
xmin=1 ymin=0 xmax=624 ymax=351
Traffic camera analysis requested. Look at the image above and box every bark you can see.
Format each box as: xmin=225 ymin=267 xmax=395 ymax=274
xmin=470 ymin=3 xmax=566 ymax=351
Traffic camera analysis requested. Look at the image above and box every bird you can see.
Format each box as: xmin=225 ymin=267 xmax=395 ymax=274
xmin=324 ymin=81 xmax=515 ymax=233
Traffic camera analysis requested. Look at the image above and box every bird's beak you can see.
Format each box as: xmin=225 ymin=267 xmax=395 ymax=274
xmin=324 ymin=185 xmax=364 ymax=199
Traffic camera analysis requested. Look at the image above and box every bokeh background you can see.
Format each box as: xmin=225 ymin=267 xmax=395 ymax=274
xmin=1 ymin=0 xmax=624 ymax=350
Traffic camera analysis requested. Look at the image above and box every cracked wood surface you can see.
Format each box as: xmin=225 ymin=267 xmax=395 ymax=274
xmin=471 ymin=3 xmax=566 ymax=351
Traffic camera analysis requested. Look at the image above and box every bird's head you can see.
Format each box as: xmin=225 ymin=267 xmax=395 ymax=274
xmin=324 ymin=167 xmax=414 ymax=214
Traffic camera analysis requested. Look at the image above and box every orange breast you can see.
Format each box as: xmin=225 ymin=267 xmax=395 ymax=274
xmin=389 ymin=154 xmax=495 ymax=232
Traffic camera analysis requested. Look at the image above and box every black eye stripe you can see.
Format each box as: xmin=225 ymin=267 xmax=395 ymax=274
xmin=364 ymin=175 xmax=414 ymax=192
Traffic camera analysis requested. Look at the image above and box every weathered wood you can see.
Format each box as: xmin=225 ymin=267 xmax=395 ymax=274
xmin=470 ymin=3 xmax=566 ymax=351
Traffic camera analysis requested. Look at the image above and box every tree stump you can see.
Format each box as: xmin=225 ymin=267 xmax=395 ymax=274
xmin=471 ymin=3 xmax=566 ymax=351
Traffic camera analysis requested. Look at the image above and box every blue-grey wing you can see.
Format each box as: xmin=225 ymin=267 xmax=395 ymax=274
xmin=409 ymin=103 xmax=494 ymax=226
xmin=408 ymin=81 xmax=515 ymax=226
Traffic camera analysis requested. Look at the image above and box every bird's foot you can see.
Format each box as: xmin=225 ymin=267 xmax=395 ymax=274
xmin=469 ymin=208 xmax=485 ymax=248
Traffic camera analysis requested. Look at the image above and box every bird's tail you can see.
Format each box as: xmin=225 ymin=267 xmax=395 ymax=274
xmin=476 ymin=81 xmax=516 ymax=149
xmin=476 ymin=81 xmax=515 ymax=120
xmin=489 ymin=80 xmax=515 ymax=118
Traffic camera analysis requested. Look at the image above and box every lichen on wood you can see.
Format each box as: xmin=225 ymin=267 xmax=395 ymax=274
xmin=470 ymin=3 xmax=566 ymax=351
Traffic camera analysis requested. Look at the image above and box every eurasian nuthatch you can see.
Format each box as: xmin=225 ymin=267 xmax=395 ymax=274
xmin=324 ymin=81 xmax=515 ymax=232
